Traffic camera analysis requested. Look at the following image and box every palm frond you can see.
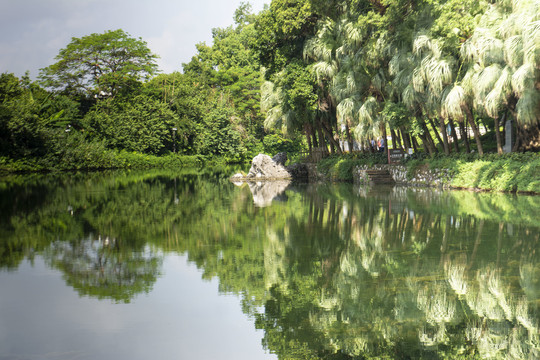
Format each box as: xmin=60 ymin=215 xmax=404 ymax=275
xmin=498 ymin=12 xmax=523 ymax=39
xmin=424 ymin=57 xmax=454 ymax=94
xmin=403 ymin=84 xmax=418 ymax=109
xmin=523 ymin=20 xmax=540 ymax=64
xmin=372 ymin=71 xmax=385 ymax=94
xmin=336 ymin=96 xmax=361 ymax=126
xmin=413 ymin=34 xmax=432 ymax=57
xmin=511 ymin=63 xmax=535 ymax=96
xmin=263 ymin=107 xmax=284 ymax=131
xmin=516 ymin=88 xmax=540 ymax=124
xmin=461 ymin=67 xmax=477 ymax=98
xmin=260 ymin=81 xmax=277 ymax=112
xmin=313 ymin=61 xmax=338 ymax=81
xmin=504 ymin=35 xmax=524 ymax=67
xmin=485 ymin=66 xmax=512 ymax=117
xmin=474 ymin=64 xmax=503 ymax=104
xmin=357 ymin=96 xmax=380 ymax=125
xmin=353 ymin=120 xmax=379 ymax=141
xmin=413 ymin=66 xmax=425 ymax=92
xmin=444 ymin=85 xmax=466 ymax=121
xmin=461 ymin=37 xmax=478 ymax=63
xmin=476 ymin=33 xmax=505 ymax=65
xmin=346 ymin=71 xmax=357 ymax=93
xmin=343 ymin=21 xmax=363 ymax=48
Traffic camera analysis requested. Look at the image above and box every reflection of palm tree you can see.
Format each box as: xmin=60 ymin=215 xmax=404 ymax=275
xmin=444 ymin=253 xmax=468 ymax=296
xmin=417 ymin=284 xmax=457 ymax=326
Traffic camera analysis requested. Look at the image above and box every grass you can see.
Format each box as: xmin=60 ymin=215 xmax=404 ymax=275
xmin=316 ymin=151 xmax=540 ymax=194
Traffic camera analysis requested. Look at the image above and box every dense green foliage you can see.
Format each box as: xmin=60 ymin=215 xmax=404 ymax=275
xmin=317 ymin=152 xmax=540 ymax=193
xmin=1 ymin=0 xmax=539 ymax=181
xmin=39 ymin=29 xmax=158 ymax=97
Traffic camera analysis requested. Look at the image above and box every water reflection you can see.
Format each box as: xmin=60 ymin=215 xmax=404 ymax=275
xmin=0 ymin=170 xmax=539 ymax=359
xmin=44 ymin=236 xmax=161 ymax=303
xmin=233 ymin=180 xmax=291 ymax=207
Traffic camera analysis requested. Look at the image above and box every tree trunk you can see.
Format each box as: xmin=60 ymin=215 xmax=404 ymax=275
xmin=418 ymin=132 xmax=433 ymax=155
xmin=463 ymin=105 xmax=483 ymax=156
xmin=316 ymin=121 xmax=328 ymax=154
xmin=390 ymin=128 xmax=398 ymax=149
xmin=494 ymin=113 xmax=504 ymax=154
xmin=448 ymin=119 xmax=460 ymax=153
xmin=310 ymin=123 xmax=318 ymax=148
xmin=459 ymin=121 xmax=471 ymax=153
xmin=400 ymin=128 xmax=411 ymax=151
xmin=381 ymin=124 xmax=388 ymax=157
xmin=321 ymin=118 xmax=343 ymax=154
xmin=439 ymin=117 xmax=450 ymax=155
xmin=512 ymin=122 xmax=521 ymax=152
xmin=428 ymin=117 xmax=444 ymax=151
xmin=346 ymin=123 xmax=354 ymax=152
xmin=412 ymin=136 xmax=419 ymax=153
xmin=394 ymin=128 xmax=403 ymax=149
xmin=419 ymin=118 xmax=438 ymax=154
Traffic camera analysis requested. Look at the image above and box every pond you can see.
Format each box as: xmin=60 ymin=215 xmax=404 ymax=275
xmin=0 ymin=168 xmax=539 ymax=359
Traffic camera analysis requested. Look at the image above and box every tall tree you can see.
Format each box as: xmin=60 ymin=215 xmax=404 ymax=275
xmin=458 ymin=0 xmax=540 ymax=152
xmin=39 ymin=29 xmax=158 ymax=98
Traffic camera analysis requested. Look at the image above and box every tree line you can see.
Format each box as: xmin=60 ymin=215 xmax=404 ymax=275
xmin=1 ymin=0 xmax=539 ymax=170
xmin=256 ymin=0 xmax=540 ymax=157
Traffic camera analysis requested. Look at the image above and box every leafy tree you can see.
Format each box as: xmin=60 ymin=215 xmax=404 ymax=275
xmin=39 ymin=29 xmax=158 ymax=98
xmin=145 ymin=72 xmax=207 ymax=154
xmin=0 ymin=72 xmax=80 ymax=158
xmin=82 ymin=94 xmax=178 ymax=155
xmin=194 ymin=101 xmax=247 ymax=162
xmin=254 ymin=0 xmax=318 ymax=75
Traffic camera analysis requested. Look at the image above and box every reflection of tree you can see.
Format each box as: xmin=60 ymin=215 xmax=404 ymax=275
xmin=1 ymin=170 xmax=540 ymax=358
xmin=44 ymin=236 xmax=162 ymax=303
xmin=241 ymin=186 xmax=540 ymax=359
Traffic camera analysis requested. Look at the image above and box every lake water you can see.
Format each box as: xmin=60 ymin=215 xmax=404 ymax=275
xmin=0 ymin=169 xmax=539 ymax=359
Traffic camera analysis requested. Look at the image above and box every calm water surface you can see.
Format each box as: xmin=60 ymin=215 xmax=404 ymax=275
xmin=0 ymin=169 xmax=539 ymax=359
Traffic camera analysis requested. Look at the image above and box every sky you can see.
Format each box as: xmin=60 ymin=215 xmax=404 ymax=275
xmin=0 ymin=0 xmax=269 ymax=79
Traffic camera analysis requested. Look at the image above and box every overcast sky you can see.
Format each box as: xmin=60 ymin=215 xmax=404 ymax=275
xmin=0 ymin=0 xmax=269 ymax=79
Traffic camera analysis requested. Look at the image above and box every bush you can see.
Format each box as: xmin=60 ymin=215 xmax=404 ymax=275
xmin=402 ymin=152 xmax=540 ymax=193
xmin=318 ymin=153 xmax=387 ymax=181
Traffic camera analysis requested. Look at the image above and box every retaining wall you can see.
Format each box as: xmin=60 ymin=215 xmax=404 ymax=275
xmin=353 ymin=164 xmax=453 ymax=188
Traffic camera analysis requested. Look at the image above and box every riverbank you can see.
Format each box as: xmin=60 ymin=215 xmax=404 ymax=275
xmin=0 ymin=151 xmax=212 ymax=173
xmin=2 ymin=150 xmax=539 ymax=195
xmin=316 ymin=152 xmax=540 ymax=194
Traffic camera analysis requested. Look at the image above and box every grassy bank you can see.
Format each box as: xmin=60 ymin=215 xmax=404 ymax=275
xmin=0 ymin=151 xmax=212 ymax=173
xmin=317 ymin=152 xmax=540 ymax=194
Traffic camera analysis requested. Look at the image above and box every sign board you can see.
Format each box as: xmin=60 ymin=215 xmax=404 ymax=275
xmin=388 ymin=149 xmax=405 ymax=164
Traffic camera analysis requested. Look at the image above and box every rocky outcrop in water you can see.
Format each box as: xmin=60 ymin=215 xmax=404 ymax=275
xmin=231 ymin=153 xmax=292 ymax=180
xmin=230 ymin=153 xmax=313 ymax=184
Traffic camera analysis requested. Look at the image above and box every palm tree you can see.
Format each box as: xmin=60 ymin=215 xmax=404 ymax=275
xmin=459 ymin=0 xmax=540 ymax=152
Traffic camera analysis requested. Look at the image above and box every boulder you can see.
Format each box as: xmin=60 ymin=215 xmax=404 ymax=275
xmin=272 ymin=152 xmax=287 ymax=166
xmin=285 ymin=163 xmax=309 ymax=181
xmin=246 ymin=154 xmax=291 ymax=180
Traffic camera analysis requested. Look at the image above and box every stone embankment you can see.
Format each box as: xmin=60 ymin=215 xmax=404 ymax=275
xmin=354 ymin=164 xmax=452 ymax=188
xmin=231 ymin=153 xmax=452 ymax=188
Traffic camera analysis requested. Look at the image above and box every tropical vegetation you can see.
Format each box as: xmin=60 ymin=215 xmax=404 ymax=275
xmin=0 ymin=0 xmax=539 ymax=175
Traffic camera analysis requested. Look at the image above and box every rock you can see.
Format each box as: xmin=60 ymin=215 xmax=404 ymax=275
xmin=246 ymin=154 xmax=291 ymax=180
xmin=247 ymin=180 xmax=291 ymax=207
xmin=285 ymin=163 xmax=309 ymax=181
xmin=272 ymin=152 xmax=287 ymax=166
